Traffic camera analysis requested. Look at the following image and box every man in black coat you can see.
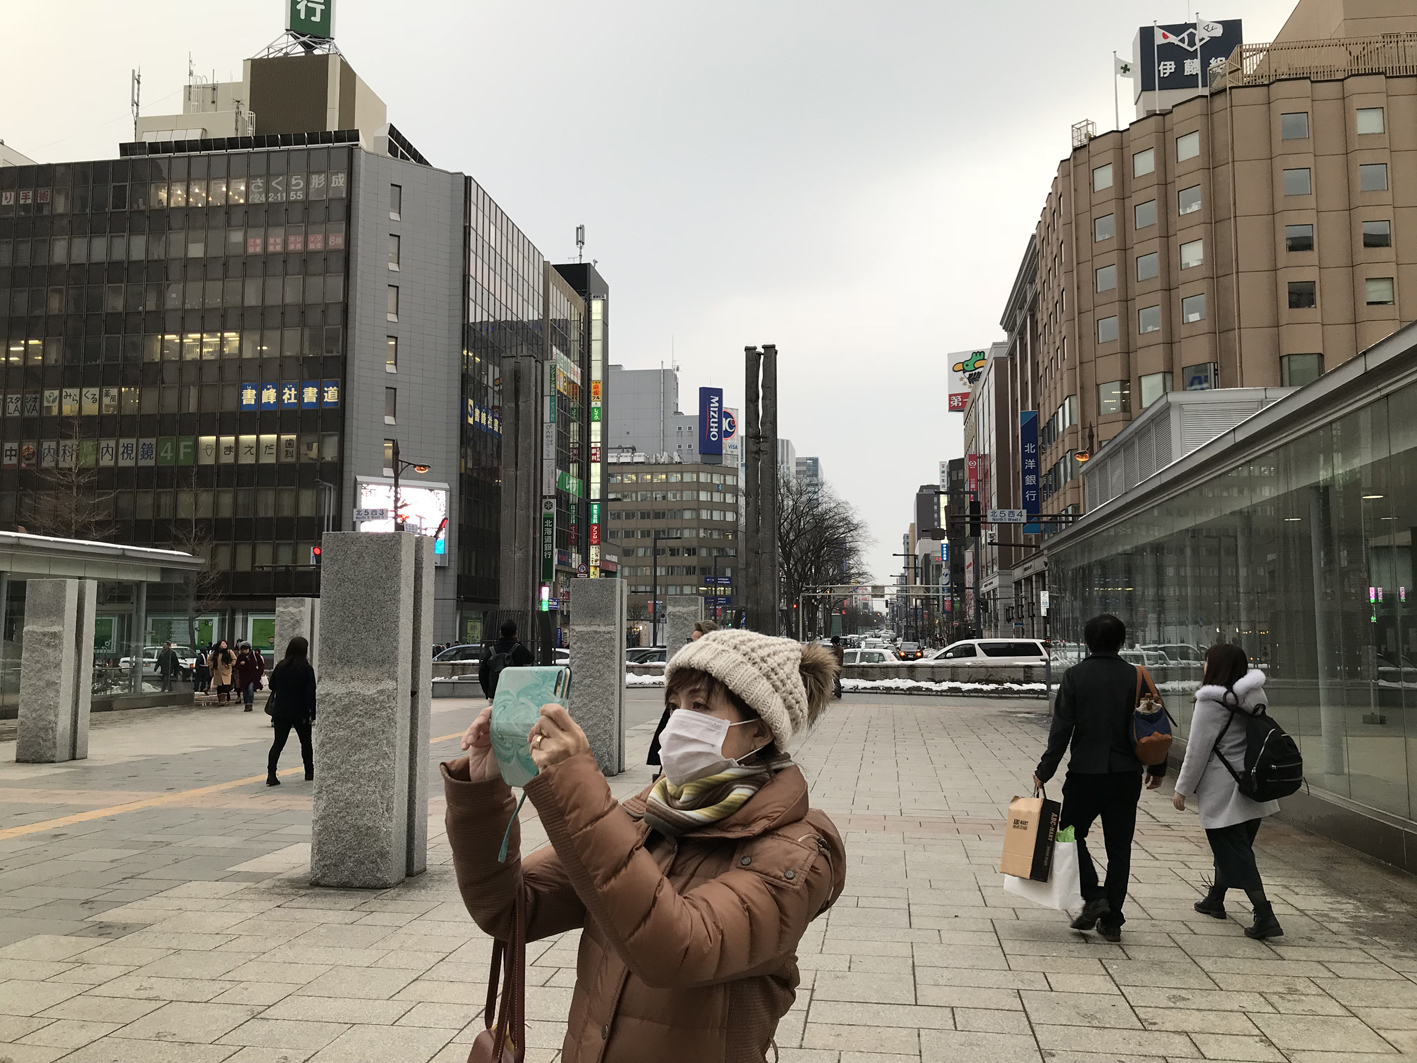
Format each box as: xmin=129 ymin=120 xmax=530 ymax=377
xmin=156 ymin=642 xmax=181 ymax=692
xmin=1034 ymin=614 xmax=1164 ymax=941
xmin=478 ymin=620 xmax=534 ymax=699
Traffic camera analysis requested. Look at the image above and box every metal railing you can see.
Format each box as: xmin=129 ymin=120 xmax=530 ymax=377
xmin=1211 ymin=32 xmax=1417 ymax=89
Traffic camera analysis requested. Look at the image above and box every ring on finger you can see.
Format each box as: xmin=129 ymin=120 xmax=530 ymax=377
xmin=533 ymin=733 xmax=544 ymax=747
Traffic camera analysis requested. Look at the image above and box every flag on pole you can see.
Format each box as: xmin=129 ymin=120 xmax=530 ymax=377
xmin=1115 ymin=56 xmax=1135 ymax=77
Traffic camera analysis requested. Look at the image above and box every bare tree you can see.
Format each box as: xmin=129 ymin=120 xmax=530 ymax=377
xmin=169 ymin=517 xmax=224 ymax=651
xmin=776 ymin=476 xmax=872 ymax=638
xmin=27 ymin=443 xmax=115 ymax=541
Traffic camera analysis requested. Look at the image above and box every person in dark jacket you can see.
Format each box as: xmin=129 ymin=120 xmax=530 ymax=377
xmin=266 ymin=636 xmax=316 ymax=785
xmin=477 ymin=619 xmax=534 ymax=700
xmin=1034 ymin=614 xmax=1164 ymax=941
xmin=156 ymin=642 xmax=181 ymax=692
xmin=233 ymin=643 xmax=266 ymax=712
xmin=192 ymin=643 xmax=212 ymax=695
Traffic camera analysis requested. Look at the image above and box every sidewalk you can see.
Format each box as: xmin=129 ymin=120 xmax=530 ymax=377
xmin=0 ymin=694 xmax=1414 ymax=1062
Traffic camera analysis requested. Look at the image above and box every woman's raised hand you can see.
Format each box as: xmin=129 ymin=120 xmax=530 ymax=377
xmin=529 ymin=704 xmax=590 ymax=771
xmin=459 ymin=706 xmax=501 ymax=783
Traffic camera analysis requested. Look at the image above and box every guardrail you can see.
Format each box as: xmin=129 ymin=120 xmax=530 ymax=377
xmin=1211 ymin=33 xmax=1417 ymax=89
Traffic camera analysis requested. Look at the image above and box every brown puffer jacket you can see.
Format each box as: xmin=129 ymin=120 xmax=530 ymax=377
xmin=442 ymin=751 xmax=846 ymax=1063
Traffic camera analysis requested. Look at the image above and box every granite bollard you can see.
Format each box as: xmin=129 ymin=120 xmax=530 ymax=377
xmin=274 ymin=597 xmax=320 ymax=671
xmin=407 ymin=535 xmax=434 ymax=877
xmin=665 ymin=595 xmax=704 ymax=654
xmin=16 ymin=579 xmax=97 ymax=763
xmin=568 ymin=578 xmax=626 ymax=775
xmin=310 ymin=532 xmax=430 ymax=888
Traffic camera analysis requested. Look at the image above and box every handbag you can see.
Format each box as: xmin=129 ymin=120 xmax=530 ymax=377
xmin=469 ymin=890 xmax=526 ymax=1063
xmin=262 ymin=690 xmax=276 ymax=718
xmin=1004 ymin=834 xmax=1083 ymax=915
xmin=999 ymin=784 xmax=1060 ymax=882
xmin=1131 ymin=665 xmax=1173 ymax=766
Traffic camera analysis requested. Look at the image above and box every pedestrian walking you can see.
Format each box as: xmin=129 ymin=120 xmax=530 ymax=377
xmin=208 ymin=640 xmax=235 ymax=704
xmin=444 ymin=630 xmax=845 ymax=1062
xmin=830 ymin=635 xmax=844 ymax=699
xmin=234 ymin=643 xmax=266 ymax=713
xmin=265 ymin=636 xmax=316 ymax=785
xmin=647 ymin=619 xmax=720 ymax=774
xmin=193 ymin=643 xmax=211 ymax=695
xmin=477 ymin=619 xmax=534 ymax=700
xmin=1173 ymin=644 xmax=1284 ymax=940
xmin=155 ymin=641 xmax=181 ymax=692
xmin=1033 ymin=614 xmax=1165 ymax=942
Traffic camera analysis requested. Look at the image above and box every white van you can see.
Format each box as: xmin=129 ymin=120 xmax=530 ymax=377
xmin=926 ymin=639 xmax=1049 ymax=665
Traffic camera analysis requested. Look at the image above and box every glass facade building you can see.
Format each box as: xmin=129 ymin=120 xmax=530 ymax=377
xmin=1049 ymin=322 xmax=1417 ymax=867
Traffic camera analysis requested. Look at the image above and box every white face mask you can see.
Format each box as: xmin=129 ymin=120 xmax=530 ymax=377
xmin=658 ymin=710 xmax=763 ymax=787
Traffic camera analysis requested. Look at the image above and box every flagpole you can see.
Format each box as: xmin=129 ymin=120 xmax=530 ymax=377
xmin=1197 ymin=13 xmax=1205 ymax=93
xmin=1113 ymin=51 xmax=1121 ymax=130
xmin=1152 ymin=20 xmax=1160 ymax=115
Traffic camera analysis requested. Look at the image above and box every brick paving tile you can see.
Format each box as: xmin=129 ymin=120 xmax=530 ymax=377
xmin=1 ymin=694 xmax=1416 ymax=1061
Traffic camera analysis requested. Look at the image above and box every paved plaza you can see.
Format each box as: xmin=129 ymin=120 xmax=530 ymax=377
xmin=1 ymin=691 xmax=1416 ymax=1063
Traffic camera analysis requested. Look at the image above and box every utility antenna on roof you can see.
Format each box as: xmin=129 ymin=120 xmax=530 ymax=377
xmin=575 ymin=224 xmax=585 ymax=263
xmin=130 ymin=68 xmax=141 ymax=142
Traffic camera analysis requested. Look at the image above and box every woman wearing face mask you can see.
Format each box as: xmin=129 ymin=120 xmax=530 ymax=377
xmin=443 ymin=629 xmax=845 ymax=1063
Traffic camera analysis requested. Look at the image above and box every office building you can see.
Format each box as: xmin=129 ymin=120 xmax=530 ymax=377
xmin=605 ymin=364 xmax=700 ymax=461
xmin=1050 ymin=318 xmax=1417 ymax=872
xmin=604 ymin=459 xmax=739 ymax=639
xmin=0 ymin=36 xmax=602 ymax=649
xmin=794 ymin=455 xmax=822 ymax=494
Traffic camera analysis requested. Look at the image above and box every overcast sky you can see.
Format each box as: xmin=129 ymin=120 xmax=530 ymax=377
xmin=5 ymin=0 xmax=1299 ymax=581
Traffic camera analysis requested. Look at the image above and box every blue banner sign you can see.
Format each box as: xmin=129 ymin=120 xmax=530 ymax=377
xmin=698 ymin=386 xmax=724 ymax=456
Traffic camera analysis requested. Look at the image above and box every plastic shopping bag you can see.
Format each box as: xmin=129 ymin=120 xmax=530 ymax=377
xmin=1003 ymin=839 xmax=1083 ymax=916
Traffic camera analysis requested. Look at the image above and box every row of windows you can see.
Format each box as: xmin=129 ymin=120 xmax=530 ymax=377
xmin=609 ymin=470 xmax=737 ymax=485
xmin=6 ymin=274 xmax=346 ymax=318
xmin=1094 ymin=187 xmax=1200 ymax=242
xmin=0 ymin=381 xmax=342 ymax=418
xmin=0 ymin=433 xmax=340 ymax=467
xmin=618 ymin=546 xmax=737 ymax=558
xmin=0 ymin=224 xmax=346 ymax=268
xmin=613 ymin=528 xmax=738 ymax=540
xmin=627 ymin=585 xmax=727 ymax=597
xmin=610 ymin=491 xmax=738 ymax=507
xmin=0 ymin=169 xmax=350 ymax=217
xmin=613 ymin=509 xmax=737 ymax=523
xmin=1096 ymin=353 xmax=1326 ymax=417
xmin=1091 ymin=107 xmax=1388 ymax=191
xmin=4 ymin=328 xmax=343 ymax=365
xmin=1095 ymin=239 xmax=1204 ymax=290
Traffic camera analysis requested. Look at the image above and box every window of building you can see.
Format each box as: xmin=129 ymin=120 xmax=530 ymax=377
xmin=1133 ymin=148 xmax=1155 ymax=177
xmin=1136 ymin=252 xmax=1159 ymax=281
xmin=1095 ymin=264 xmax=1116 ymax=292
xmin=1093 ymin=163 xmax=1113 ymax=191
xmin=388 ymin=234 xmax=400 ymax=270
xmin=1176 ymin=131 xmax=1200 ymax=161
xmin=1097 ymin=315 xmax=1118 ymax=343
xmin=390 ymin=184 xmax=402 ymax=220
xmin=1098 ymin=380 xmax=1131 ymax=415
xmin=1356 ymin=107 xmax=1385 ymax=135
xmin=1182 ymin=293 xmax=1206 ymax=323
xmin=1281 ymin=353 xmax=1323 ymax=387
xmin=1138 ymin=304 xmax=1161 ymax=333
xmin=1280 ymin=112 xmax=1310 ymax=140
xmin=1285 ymin=224 xmax=1314 ymax=252
xmin=385 ymin=388 xmax=397 ymax=424
xmin=1135 ymin=199 xmax=1157 ymax=229
xmin=1288 ymin=280 xmax=1317 ymax=309
xmin=1283 ymin=168 xmax=1312 ymax=196
xmin=387 ymin=285 xmax=399 ymax=321
xmin=1094 ymin=214 xmax=1115 ymax=242
xmin=383 ymin=439 xmax=395 ymax=472
xmin=1180 ymin=239 xmax=1203 ymax=269
xmin=1360 ymin=163 xmax=1388 ymax=192
xmin=1178 ymin=184 xmax=1202 ymax=215
xmin=1363 ymin=220 xmax=1391 ymax=248
xmin=385 ymin=335 xmax=398 ymax=371
xmin=1140 ymin=372 xmax=1172 ymax=408
xmin=1366 ymin=277 xmax=1395 ymax=305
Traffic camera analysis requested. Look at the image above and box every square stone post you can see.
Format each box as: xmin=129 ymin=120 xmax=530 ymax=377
xmin=274 ymin=597 xmax=321 ymax=673
xmin=16 ymin=579 xmax=97 ymax=763
xmin=407 ymin=535 xmax=434 ymax=876
xmin=568 ymin=579 xmax=626 ymax=775
xmin=310 ymin=533 xmax=416 ymax=888
xmin=665 ymin=595 xmax=704 ymax=655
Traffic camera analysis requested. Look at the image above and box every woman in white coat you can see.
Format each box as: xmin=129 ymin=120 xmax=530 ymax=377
xmin=1172 ymin=643 xmax=1283 ymax=940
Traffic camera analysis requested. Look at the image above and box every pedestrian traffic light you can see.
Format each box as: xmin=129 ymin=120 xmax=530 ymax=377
xmin=968 ymin=499 xmax=981 ymax=537
xmin=310 ymin=545 xmax=322 ymax=566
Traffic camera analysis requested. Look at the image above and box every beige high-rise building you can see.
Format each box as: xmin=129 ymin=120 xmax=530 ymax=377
xmin=1033 ymin=0 xmax=1416 ymax=516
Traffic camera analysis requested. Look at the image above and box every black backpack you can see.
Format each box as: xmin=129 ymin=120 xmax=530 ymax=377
xmin=1210 ymin=701 xmax=1304 ymax=802
xmin=482 ymin=648 xmax=515 ymax=698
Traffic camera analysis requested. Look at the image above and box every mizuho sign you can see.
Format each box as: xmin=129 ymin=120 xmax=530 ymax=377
xmin=698 ymin=387 xmax=724 ymax=456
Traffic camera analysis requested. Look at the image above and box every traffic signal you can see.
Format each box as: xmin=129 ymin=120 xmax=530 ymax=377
xmin=310 ymin=545 xmax=322 ymax=566
xmin=968 ymin=499 xmax=981 ymax=538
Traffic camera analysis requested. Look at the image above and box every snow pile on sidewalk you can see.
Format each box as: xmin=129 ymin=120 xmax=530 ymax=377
xmin=625 ymin=672 xmax=1046 ymax=696
xmin=626 ymin=673 xmax=667 ymax=688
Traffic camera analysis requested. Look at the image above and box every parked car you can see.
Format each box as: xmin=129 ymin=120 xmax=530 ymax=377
xmin=926 ymin=639 xmax=1049 ymax=665
xmin=842 ymin=648 xmax=903 ymax=665
xmin=895 ymin=641 xmax=924 ymax=661
xmin=118 ymin=645 xmax=198 ymax=679
xmin=628 ymin=647 xmax=667 ymax=665
xmin=1120 ymin=647 xmax=1173 ymax=670
xmin=434 ymin=643 xmax=483 ymax=663
xmin=862 ymin=637 xmax=885 ymax=649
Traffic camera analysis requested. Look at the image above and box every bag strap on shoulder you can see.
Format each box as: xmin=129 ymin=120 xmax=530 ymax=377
xmin=1208 ymin=705 xmax=1244 ymax=784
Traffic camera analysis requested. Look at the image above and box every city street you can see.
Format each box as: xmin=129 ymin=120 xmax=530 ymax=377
xmin=1 ymin=692 xmax=1415 ymax=1063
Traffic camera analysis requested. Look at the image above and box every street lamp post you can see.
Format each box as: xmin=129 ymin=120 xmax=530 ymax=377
xmin=389 ymin=439 xmax=431 ymax=532
xmin=649 ymin=531 xmax=680 ymax=647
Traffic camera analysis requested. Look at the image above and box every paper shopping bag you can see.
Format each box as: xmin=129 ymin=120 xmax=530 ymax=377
xmin=998 ymin=792 xmax=1060 ymax=882
xmin=1003 ymin=839 xmax=1083 ymax=914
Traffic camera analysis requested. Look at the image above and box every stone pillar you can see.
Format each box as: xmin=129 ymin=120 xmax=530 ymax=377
xmin=665 ymin=595 xmax=704 ymax=656
xmin=407 ymin=536 xmax=434 ymax=877
xmin=310 ymin=533 xmax=426 ymax=888
xmin=568 ymin=578 xmax=626 ymax=776
xmin=274 ymin=597 xmax=321 ymax=673
xmin=16 ymin=579 xmax=97 ymax=763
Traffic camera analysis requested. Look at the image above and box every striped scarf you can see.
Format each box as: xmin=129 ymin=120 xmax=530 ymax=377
xmin=643 ymin=753 xmax=793 ymax=837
